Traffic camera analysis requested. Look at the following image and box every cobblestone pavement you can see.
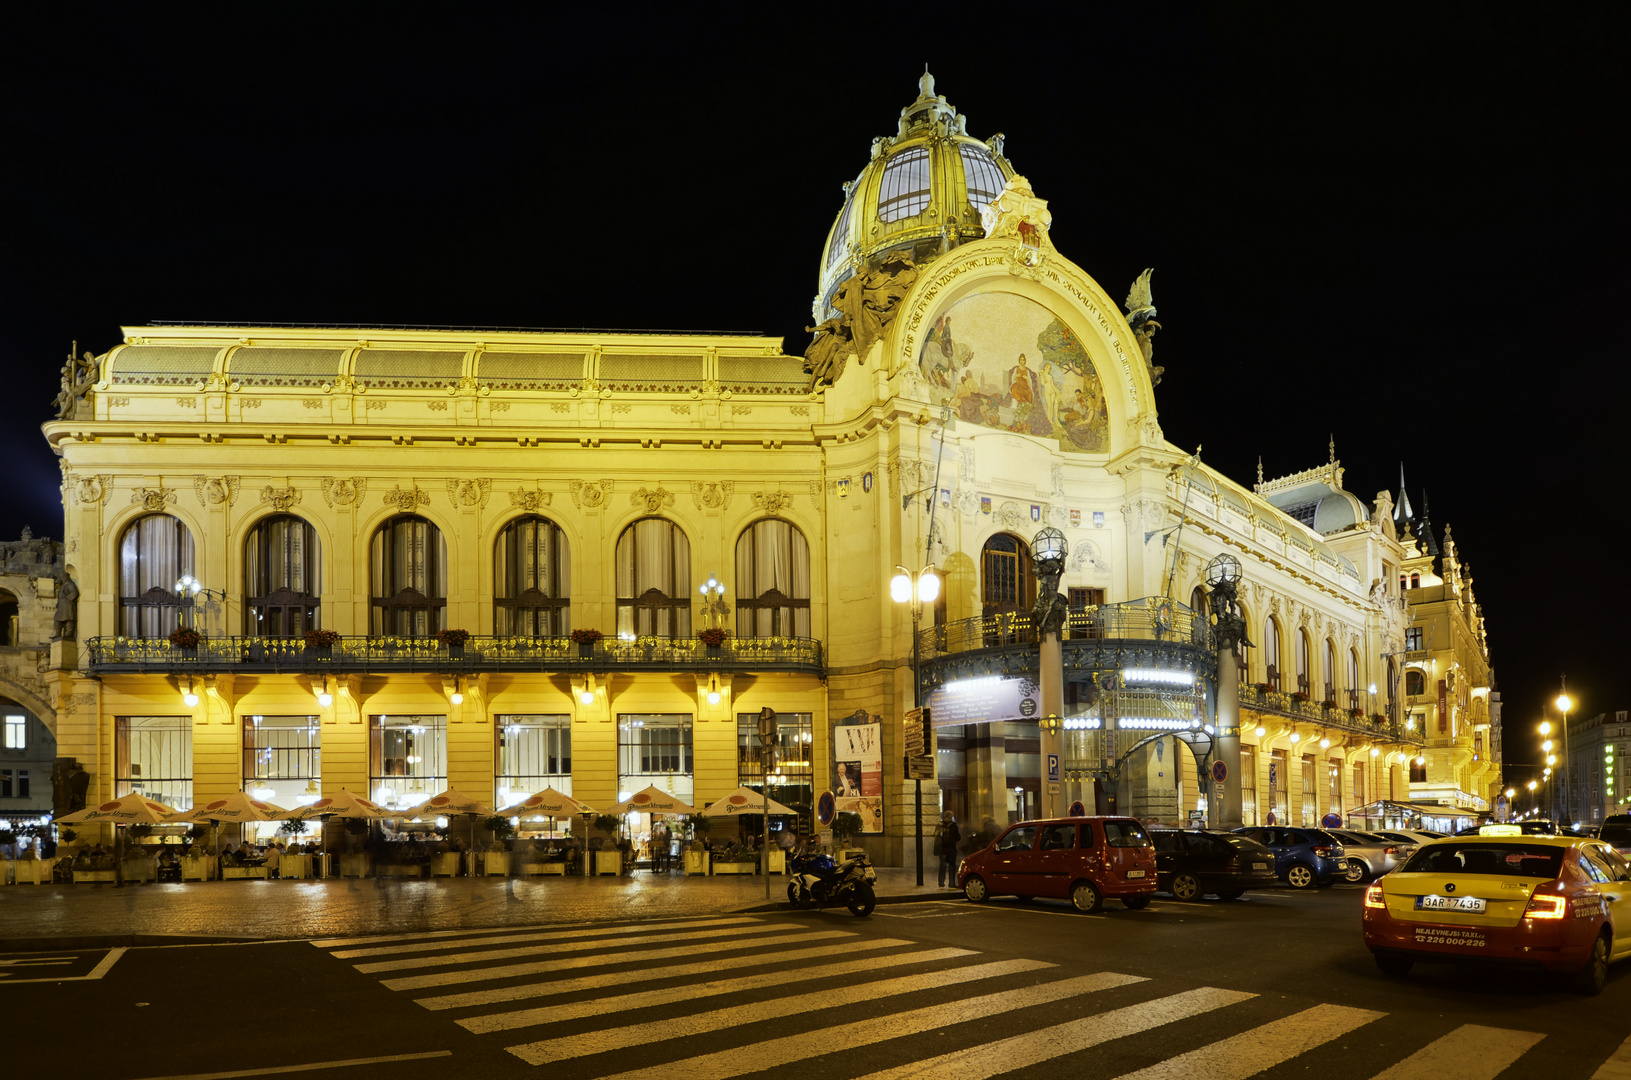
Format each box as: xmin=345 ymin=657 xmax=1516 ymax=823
xmin=0 ymin=868 xmax=959 ymax=948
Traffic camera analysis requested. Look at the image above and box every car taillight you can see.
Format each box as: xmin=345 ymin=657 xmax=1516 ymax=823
xmin=1311 ymin=846 xmax=1331 ymax=857
xmin=1523 ymin=894 xmax=1568 ymax=920
xmin=1384 ymin=846 xmax=1400 ymax=856
xmin=1363 ymin=884 xmax=1386 ymax=909
xmin=1220 ymin=858 xmax=1238 ymax=871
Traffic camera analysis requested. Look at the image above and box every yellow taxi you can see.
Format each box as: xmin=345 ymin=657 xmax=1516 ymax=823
xmin=1362 ymin=825 xmax=1631 ymax=994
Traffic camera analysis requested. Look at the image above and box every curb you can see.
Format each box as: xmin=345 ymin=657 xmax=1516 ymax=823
xmin=0 ymin=933 xmax=266 ymax=953
xmin=736 ymin=889 xmax=963 ymax=914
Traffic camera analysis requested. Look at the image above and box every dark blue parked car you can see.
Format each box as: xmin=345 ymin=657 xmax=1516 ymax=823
xmin=1232 ymin=826 xmax=1347 ymax=888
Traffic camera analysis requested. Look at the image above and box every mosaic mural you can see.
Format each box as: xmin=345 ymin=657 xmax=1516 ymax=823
xmin=917 ymin=292 xmax=1109 ymax=452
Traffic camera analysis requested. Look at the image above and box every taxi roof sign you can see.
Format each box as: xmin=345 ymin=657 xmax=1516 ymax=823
xmin=1478 ymin=824 xmax=1522 ymax=836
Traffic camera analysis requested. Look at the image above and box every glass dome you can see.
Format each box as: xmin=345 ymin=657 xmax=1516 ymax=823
xmin=815 ymin=73 xmax=1016 ymax=319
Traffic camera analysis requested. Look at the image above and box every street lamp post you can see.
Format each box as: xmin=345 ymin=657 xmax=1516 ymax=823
xmin=1556 ymin=681 xmax=1573 ymax=825
xmin=1204 ymin=554 xmax=1250 ymax=830
xmin=1030 ymin=528 xmax=1068 ymax=821
xmin=891 ymin=563 xmax=939 ymax=887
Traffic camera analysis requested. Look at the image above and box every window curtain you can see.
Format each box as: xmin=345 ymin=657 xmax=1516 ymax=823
xmin=495 ymin=517 xmax=570 ymax=636
xmin=119 ymin=515 xmax=195 ymax=638
xmin=616 ymin=519 xmax=691 ymax=638
xmin=734 ymin=520 xmax=810 ymax=637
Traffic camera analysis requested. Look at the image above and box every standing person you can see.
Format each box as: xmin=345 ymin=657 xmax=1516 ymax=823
xmin=934 ymin=811 xmax=961 ymax=889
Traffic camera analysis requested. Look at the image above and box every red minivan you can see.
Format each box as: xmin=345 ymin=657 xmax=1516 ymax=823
xmin=957 ymin=816 xmax=1159 ymax=912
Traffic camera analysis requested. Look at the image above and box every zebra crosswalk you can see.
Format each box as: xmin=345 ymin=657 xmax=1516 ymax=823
xmin=311 ymin=915 xmax=1570 ymax=1080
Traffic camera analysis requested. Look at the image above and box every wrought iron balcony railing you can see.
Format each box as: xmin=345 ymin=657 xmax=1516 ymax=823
xmin=1239 ymin=683 xmax=1422 ymax=745
xmin=84 ymin=634 xmax=824 ymax=677
xmin=916 ymin=599 xmax=1214 ymax=661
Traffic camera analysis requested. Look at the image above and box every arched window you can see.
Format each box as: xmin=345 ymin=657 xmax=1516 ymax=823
xmin=1405 ymin=669 xmax=1426 ymax=697
xmin=960 ymin=146 xmax=1005 ymax=212
xmin=734 ymin=519 xmax=810 ymax=638
xmin=1324 ymin=640 xmax=1337 ymax=702
xmin=1297 ymin=630 xmax=1312 ymax=695
xmin=981 ymin=534 xmax=1035 ymax=618
xmin=369 ymin=516 xmax=447 ymax=637
xmin=118 ymin=514 xmax=196 ymax=637
xmin=1386 ymin=657 xmax=1398 ymax=714
xmin=615 ymin=518 xmax=692 ymax=638
xmin=1264 ymin=616 xmax=1282 ymax=690
xmin=1409 ymin=572 xmax=1420 ymax=589
xmin=878 ymin=147 xmax=931 ymax=222
xmin=245 ymin=515 xmax=321 ymax=637
xmin=1348 ymin=648 xmax=1361 ymax=710
xmin=494 ymin=516 xmax=571 ymax=636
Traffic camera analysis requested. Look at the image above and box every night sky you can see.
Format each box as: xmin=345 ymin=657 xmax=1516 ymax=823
xmin=3 ymin=7 xmax=1623 ymax=784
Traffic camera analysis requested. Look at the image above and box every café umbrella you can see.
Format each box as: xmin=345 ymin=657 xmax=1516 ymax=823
xmin=400 ymin=787 xmax=494 ymax=850
xmin=701 ymin=786 xmax=796 ymax=818
xmin=497 ymin=786 xmax=597 ymax=845
xmin=56 ymin=792 xmax=184 ymax=884
xmin=175 ymin=791 xmax=293 ymax=854
xmin=56 ymin=791 xmax=181 ymax=825
xmin=277 ymin=789 xmax=388 ymax=870
xmin=606 ymin=786 xmax=698 ymax=816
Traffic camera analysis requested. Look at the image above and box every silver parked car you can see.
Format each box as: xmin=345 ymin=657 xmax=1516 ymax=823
xmin=1327 ymin=829 xmax=1414 ymax=881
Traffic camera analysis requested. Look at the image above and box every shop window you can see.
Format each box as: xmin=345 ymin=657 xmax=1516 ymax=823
xmin=369 ymin=516 xmax=447 ymax=637
xmin=497 ymin=715 xmax=572 ymax=809
xmin=981 ymin=533 xmax=1035 ymax=618
xmin=118 ymin=514 xmax=196 ymax=638
xmin=615 ymin=518 xmax=692 ymax=639
xmin=4 ymin=715 xmax=24 ymax=749
xmin=738 ymin=711 xmax=814 ymax=832
xmin=1240 ymin=746 xmax=1257 ymax=826
xmin=245 ymin=515 xmax=321 ymax=637
xmin=734 ymin=519 xmax=811 ymax=639
xmin=1271 ymin=748 xmax=1289 ymax=823
xmin=1301 ymin=755 xmax=1316 ymax=827
xmin=116 ymin=715 xmax=193 ymax=810
xmin=369 ymin=714 xmax=446 ymax=812
xmin=495 ymin=516 xmax=572 ymax=637
xmin=1354 ymin=760 xmax=1367 ymax=804
xmin=618 ymin=714 xmax=693 ymax=809
xmin=1327 ymin=759 xmax=1343 ymax=818
xmin=242 ymin=716 xmax=320 ymax=839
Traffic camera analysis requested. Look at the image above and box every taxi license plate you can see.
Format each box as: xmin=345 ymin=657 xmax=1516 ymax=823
xmin=1125 ymin=870 xmax=1146 ymax=878
xmin=1416 ymin=894 xmax=1486 ymax=913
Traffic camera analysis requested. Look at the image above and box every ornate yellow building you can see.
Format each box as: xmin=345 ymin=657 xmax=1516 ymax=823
xmin=40 ymin=74 xmax=1439 ymax=865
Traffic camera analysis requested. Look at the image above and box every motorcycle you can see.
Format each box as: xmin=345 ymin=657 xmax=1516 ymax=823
xmin=786 ymin=849 xmax=877 ymax=916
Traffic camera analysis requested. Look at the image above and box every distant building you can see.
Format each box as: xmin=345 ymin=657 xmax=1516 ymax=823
xmin=0 ymin=531 xmax=62 ymax=827
xmin=1570 ymin=711 xmax=1627 ymax=824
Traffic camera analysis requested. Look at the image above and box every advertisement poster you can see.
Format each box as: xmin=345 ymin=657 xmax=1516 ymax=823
xmin=832 ymin=722 xmax=883 ymax=833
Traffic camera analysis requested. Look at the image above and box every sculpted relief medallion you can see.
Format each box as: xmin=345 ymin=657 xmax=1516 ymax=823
xmin=447 ymin=478 xmax=493 ymax=509
xmin=194 ymin=475 xmax=241 ymax=508
xmin=569 ymin=480 xmax=614 ymax=509
xmin=509 ymin=488 xmax=552 ymax=512
xmin=320 ymin=477 xmax=367 ymax=507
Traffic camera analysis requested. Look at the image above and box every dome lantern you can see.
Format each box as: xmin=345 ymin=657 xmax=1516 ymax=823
xmin=815 ymin=73 xmax=1017 ymax=319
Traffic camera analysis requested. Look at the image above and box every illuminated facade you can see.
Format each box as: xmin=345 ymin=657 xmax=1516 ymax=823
xmin=41 ymin=75 xmax=1436 ymax=864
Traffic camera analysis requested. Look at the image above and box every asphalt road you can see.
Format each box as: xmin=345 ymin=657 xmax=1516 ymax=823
xmin=5 ymin=884 xmax=1629 ymax=1080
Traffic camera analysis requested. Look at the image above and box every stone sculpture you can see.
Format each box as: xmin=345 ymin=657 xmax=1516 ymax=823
xmin=1123 ymin=269 xmax=1164 ymax=387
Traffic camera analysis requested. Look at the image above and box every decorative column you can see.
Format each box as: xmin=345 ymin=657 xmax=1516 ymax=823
xmin=1031 ymin=527 xmax=1068 ymax=820
xmin=1205 ymin=554 xmax=1250 ymax=830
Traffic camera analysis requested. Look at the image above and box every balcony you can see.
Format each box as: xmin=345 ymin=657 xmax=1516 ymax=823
xmin=914 ymin=599 xmax=1217 ymax=691
xmin=84 ymin=634 xmax=824 ymax=678
xmin=1239 ymin=684 xmax=1423 ymax=745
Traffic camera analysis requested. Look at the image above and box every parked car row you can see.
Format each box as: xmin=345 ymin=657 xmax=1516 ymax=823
xmin=956 ymin=816 xmax=1444 ymax=911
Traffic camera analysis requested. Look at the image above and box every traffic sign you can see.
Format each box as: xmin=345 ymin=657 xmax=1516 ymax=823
xmin=1211 ymin=760 xmax=1228 ymax=783
xmin=1047 ymin=753 xmax=1060 ymax=782
xmin=905 ymin=754 xmax=934 ymax=780
xmin=904 ymin=707 xmax=926 ymax=757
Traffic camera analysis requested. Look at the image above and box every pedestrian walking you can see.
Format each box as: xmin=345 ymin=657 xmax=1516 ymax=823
xmin=934 ymin=810 xmax=961 ymax=888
